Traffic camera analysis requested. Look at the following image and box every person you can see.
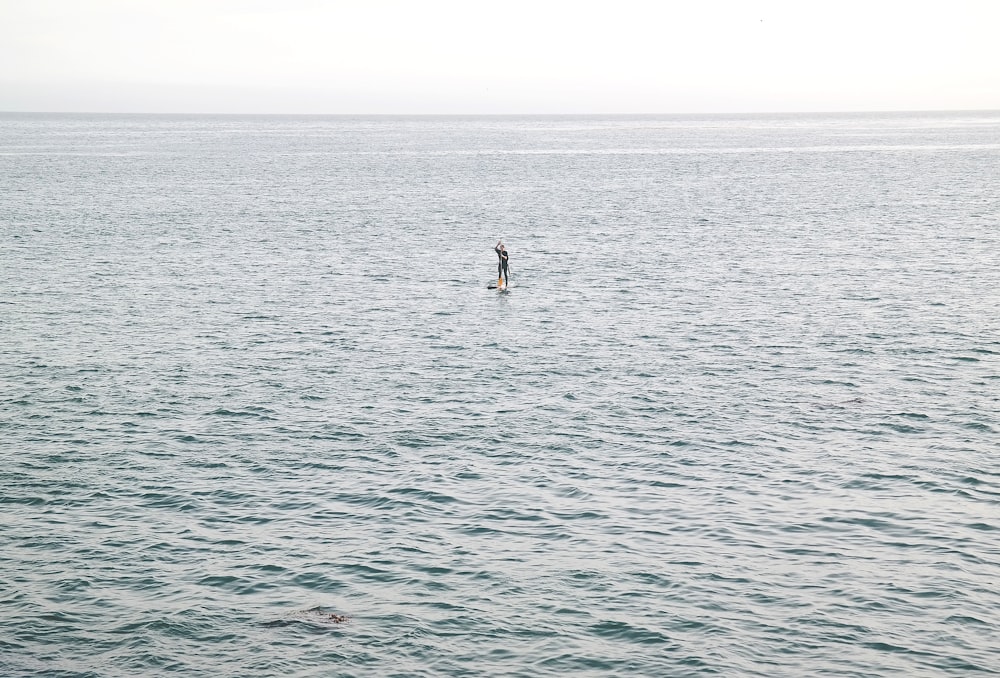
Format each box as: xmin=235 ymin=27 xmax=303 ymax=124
xmin=495 ymin=241 xmax=509 ymax=286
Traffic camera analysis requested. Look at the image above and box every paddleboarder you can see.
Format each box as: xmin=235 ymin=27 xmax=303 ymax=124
xmin=495 ymin=240 xmax=509 ymax=287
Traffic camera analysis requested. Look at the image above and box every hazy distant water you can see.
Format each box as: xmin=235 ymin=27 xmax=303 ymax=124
xmin=1 ymin=111 xmax=999 ymax=677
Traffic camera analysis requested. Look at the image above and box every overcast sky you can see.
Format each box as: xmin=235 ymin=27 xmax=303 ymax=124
xmin=1 ymin=0 xmax=997 ymax=114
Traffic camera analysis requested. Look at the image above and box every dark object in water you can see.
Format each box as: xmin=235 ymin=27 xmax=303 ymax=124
xmin=263 ymin=606 xmax=348 ymax=628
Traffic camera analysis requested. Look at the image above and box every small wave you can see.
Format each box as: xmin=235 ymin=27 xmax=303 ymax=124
xmin=588 ymin=619 xmax=672 ymax=645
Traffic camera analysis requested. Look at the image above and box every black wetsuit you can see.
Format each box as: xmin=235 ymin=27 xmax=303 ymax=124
xmin=495 ymin=246 xmax=509 ymax=282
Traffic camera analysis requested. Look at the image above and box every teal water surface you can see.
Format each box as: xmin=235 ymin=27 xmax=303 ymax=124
xmin=1 ymin=112 xmax=999 ymax=677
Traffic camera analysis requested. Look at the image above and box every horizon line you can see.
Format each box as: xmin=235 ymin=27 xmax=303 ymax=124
xmin=3 ymin=108 xmax=999 ymax=117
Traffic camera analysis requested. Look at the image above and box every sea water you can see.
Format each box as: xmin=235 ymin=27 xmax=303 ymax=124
xmin=1 ymin=112 xmax=998 ymax=677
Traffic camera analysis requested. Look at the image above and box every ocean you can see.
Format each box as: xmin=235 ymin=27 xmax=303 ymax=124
xmin=1 ymin=111 xmax=998 ymax=677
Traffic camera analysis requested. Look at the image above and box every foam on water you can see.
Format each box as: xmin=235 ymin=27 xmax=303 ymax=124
xmin=1 ymin=112 xmax=999 ymax=677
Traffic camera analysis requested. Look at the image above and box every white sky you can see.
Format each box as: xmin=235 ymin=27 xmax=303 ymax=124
xmin=1 ymin=0 xmax=998 ymax=113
